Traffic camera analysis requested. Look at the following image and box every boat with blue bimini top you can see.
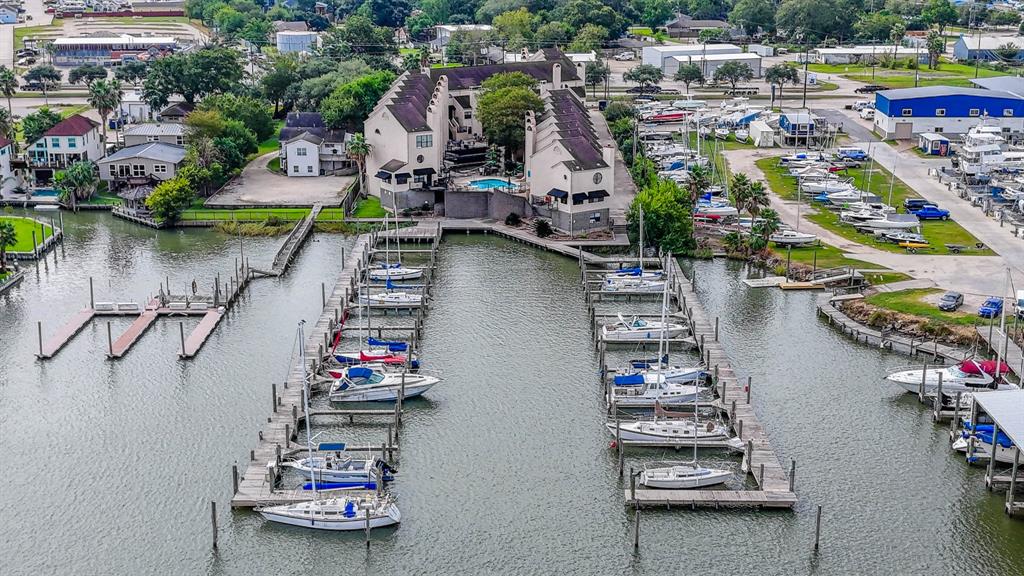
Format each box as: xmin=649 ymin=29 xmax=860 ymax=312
xmin=257 ymin=494 xmax=401 ymax=531
xmin=952 ymin=422 xmax=1018 ymax=463
xmin=328 ymin=365 xmax=441 ymax=402
xmin=605 ymin=266 xmax=664 ymax=281
xmin=279 ymin=452 xmax=395 ymax=483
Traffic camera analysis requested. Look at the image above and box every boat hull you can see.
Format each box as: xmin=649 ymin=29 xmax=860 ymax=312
xmin=368 ymin=267 xmax=422 ymax=281
xmin=602 ymin=327 xmax=687 ymax=341
xmin=607 ymin=422 xmax=730 ymax=442
xmin=330 ymin=380 xmax=436 ymax=402
xmin=640 ymin=467 xmax=731 ymax=489
xmin=259 ymin=504 xmax=401 ymax=531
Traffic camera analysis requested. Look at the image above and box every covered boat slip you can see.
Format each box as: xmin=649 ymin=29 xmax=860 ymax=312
xmin=969 ymin=391 xmax=1024 ymax=517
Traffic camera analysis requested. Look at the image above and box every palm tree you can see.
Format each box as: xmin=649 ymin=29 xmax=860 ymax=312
xmin=722 ymin=231 xmax=746 ymax=255
xmin=746 ymin=182 xmax=770 ymax=217
xmin=0 ymin=220 xmax=15 ymax=273
xmin=752 ymin=207 xmax=781 ymax=251
xmin=88 ymin=79 xmax=123 ymax=149
xmin=347 ymin=133 xmax=371 ymax=199
xmin=0 ymin=108 xmax=15 ymax=140
xmin=0 ymin=66 xmax=16 ymax=115
xmin=686 ymin=165 xmax=711 ymax=207
xmin=730 ymin=173 xmax=752 ymax=215
xmin=53 ymin=160 xmax=98 ymax=212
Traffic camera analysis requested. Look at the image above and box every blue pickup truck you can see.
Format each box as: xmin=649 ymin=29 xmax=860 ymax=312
xmin=979 ymin=297 xmax=1003 ymax=318
xmin=910 ymin=205 xmax=950 ymax=220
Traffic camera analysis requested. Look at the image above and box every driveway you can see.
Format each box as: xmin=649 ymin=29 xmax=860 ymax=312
xmin=206 ymin=152 xmax=355 ymax=207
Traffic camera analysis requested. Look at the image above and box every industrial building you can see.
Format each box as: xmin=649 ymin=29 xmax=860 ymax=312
xmin=872 ymin=86 xmax=1024 ymax=139
xmin=50 ymin=34 xmax=176 ymax=66
xmin=953 ymin=36 xmax=1024 ymax=62
xmin=641 ymin=44 xmax=741 ymax=72
xmin=809 ymin=45 xmax=928 ymax=65
xmin=665 ymin=52 xmax=761 ymax=78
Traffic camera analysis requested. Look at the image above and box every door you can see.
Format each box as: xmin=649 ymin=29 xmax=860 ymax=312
xmin=895 ymin=122 xmax=913 ymax=140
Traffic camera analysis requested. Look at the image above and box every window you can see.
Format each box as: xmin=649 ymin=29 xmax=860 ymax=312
xmin=934 ymin=127 xmax=943 ymax=133
xmin=414 ymin=175 xmax=425 ymax=185
xmin=154 ymin=164 xmax=167 ymax=174
xmin=175 ymin=136 xmax=184 ymax=146
xmin=147 ymin=136 xmax=159 ymax=142
xmin=307 ymin=165 xmax=313 ymax=173
xmin=416 ymin=154 xmax=424 ymax=163
xmin=935 ymin=108 xmax=945 ymax=117
xmin=292 ymin=165 xmax=298 ymax=173
xmin=68 ymin=139 xmax=76 ymax=149
xmin=51 ymin=137 xmax=60 ymax=148
xmin=590 ymin=212 xmax=601 ymax=223
xmin=415 ymin=134 xmax=433 ymax=148
xmin=464 ymin=110 xmax=472 ymax=120
xmin=296 ymin=147 xmax=308 ymax=156
xmin=132 ymin=164 xmax=145 ymax=177
xmin=108 ymin=165 xmax=116 ymax=176
xmin=1005 ymin=109 xmax=1015 ymax=117
xmin=969 ymin=109 xmax=980 ymax=117
xmin=593 ymin=172 xmax=603 ymax=185
xmin=901 ymin=109 xmax=912 ymax=117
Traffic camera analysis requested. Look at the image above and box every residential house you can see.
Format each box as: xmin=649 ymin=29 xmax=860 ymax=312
xmin=97 ymin=142 xmax=187 ymax=188
xmin=272 ymin=20 xmax=308 ymax=32
xmin=0 ymin=137 xmax=21 ymax=193
xmin=778 ymin=112 xmax=818 ymax=145
xmin=119 ymin=91 xmax=153 ymax=124
xmin=278 ymin=112 xmax=353 ymax=177
xmin=873 ymin=86 xmax=1024 ymax=139
xmin=0 ymin=4 xmax=19 ymax=24
xmin=525 ymin=89 xmax=614 ymax=233
xmin=364 ymin=52 xmax=585 ymax=209
xmin=123 ymin=123 xmax=186 ymax=147
xmin=663 ymin=14 xmax=730 ymax=38
xmin=28 ymin=114 xmax=103 ymax=183
xmin=157 ymin=102 xmax=195 ymax=123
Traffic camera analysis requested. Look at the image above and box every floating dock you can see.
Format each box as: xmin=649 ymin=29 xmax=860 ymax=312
xmin=36 ymin=309 xmax=95 ymax=359
xmin=107 ymin=309 xmax=159 ymax=358
xmin=179 ymin=310 xmax=225 ymax=358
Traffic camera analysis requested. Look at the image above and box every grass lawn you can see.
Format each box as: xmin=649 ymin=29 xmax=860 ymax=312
xmin=254 ymin=120 xmax=285 ymax=157
xmin=399 ymin=48 xmax=418 ymax=56
xmin=266 ymin=157 xmax=281 ymax=173
xmin=771 ymin=242 xmax=876 ymax=269
xmin=15 ymin=24 xmax=60 ymax=50
xmin=0 ymin=216 xmax=54 ymax=252
xmin=754 ymin=156 xmax=991 ymax=255
xmin=352 ymin=197 xmax=387 ymax=218
xmin=430 ymin=63 xmax=464 ymax=68
xmin=54 ymin=104 xmax=90 ymax=118
xmin=862 ymin=271 xmax=912 ymax=285
xmin=865 ymin=288 xmax=981 ymax=326
xmin=84 ymin=191 xmax=122 ymax=206
xmin=806 ymin=60 xmax=1005 ymax=89
xmin=179 ymin=207 xmax=348 ymax=222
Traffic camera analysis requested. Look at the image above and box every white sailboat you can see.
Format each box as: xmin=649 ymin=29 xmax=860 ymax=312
xmin=329 ymin=365 xmax=440 ymax=402
xmin=604 ymin=206 xmax=666 ymax=292
xmin=257 ymin=322 xmax=402 ymax=531
xmin=368 ymin=213 xmax=422 ymax=281
xmin=769 ymin=229 xmax=817 ymax=246
xmin=280 ymin=453 xmax=392 ymax=483
xmin=360 ymin=278 xmax=423 ymax=306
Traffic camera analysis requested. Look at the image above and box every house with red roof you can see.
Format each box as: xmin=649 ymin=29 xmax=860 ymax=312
xmin=27 ymin=114 xmax=104 ymax=183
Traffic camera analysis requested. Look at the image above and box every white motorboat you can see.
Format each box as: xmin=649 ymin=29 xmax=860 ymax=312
xmin=694 ymin=203 xmax=739 ymax=218
xmin=769 ymin=230 xmax=817 ymax=246
xmin=329 ymin=366 xmax=440 ymax=402
xmin=885 ymin=360 xmax=1016 ymax=394
xmin=607 ymin=418 xmax=732 ymax=442
xmin=713 ymin=127 xmax=730 ymax=140
xmin=882 ymin=231 xmax=926 ymax=244
xmin=840 ymin=208 xmax=888 ymax=223
xmin=281 ymin=454 xmax=392 ymax=483
xmin=361 ymin=291 xmax=423 ymax=306
xmin=802 ymin=180 xmax=853 ymax=194
xmin=257 ymin=494 xmax=401 ymax=531
xmin=640 ymin=464 xmax=731 ymax=489
xmin=951 ymin=426 xmax=1017 ymax=463
xmin=826 ymin=189 xmax=868 ymax=203
xmin=734 ymin=128 xmax=748 ymax=142
xmin=672 ymin=96 xmax=707 ymax=109
xmin=602 ymin=314 xmax=686 ymax=341
xmin=368 ymin=264 xmax=422 ymax=281
xmin=854 ymin=213 xmax=921 ymax=230
xmin=607 ymin=380 xmax=700 ymax=407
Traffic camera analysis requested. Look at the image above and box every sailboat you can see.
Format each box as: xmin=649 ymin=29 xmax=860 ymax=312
xmin=361 ymin=277 xmax=423 ymax=306
xmin=368 ymin=213 xmax=423 ymax=281
xmin=281 ymin=452 xmax=394 ymax=483
xmin=257 ymin=322 xmax=402 ymax=531
xmin=604 ymin=206 xmax=665 ymax=292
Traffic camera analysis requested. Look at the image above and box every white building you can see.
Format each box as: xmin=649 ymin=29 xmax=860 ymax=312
xmin=50 ymin=34 xmax=177 ymax=65
xmin=809 ymin=45 xmax=928 ymax=65
xmin=525 ymin=89 xmax=614 ymax=232
xmin=27 ymin=114 xmax=104 ymax=183
xmin=123 ymin=123 xmax=186 ymax=147
xmin=278 ymin=112 xmax=352 ymax=177
xmin=0 ymin=137 xmax=20 ymax=192
xmin=276 ymin=30 xmax=318 ymax=54
xmin=641 ymin=44 xmax=741 ymax=72
xmin=118 ymin=91 xmax=153 ymax=124
xmin=97 ymin=142 xmax=187 ymax=187
xmin=666 ymin=52 xmax=762 ymax=78
xmin=430 ymin=24 xmax=492 ymax=51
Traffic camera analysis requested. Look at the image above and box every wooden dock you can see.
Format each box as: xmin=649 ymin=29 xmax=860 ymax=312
xmin=179 ymin=310 xmax=225 ymax=358
xmin=253 ymin=204 xmax=323 ymax=277
xmin=107 ymin=310 xmax=159 ymax=358
xmin=976 ymin=325 xmax=1024 ymax=379
xmin=36 ymin=308 xmax=95 ymax=359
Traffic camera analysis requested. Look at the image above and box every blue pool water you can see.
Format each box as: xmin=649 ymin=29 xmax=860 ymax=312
xmin=32 ymin=189 xmax=58 ymax=197
xmin=469 ymin=178 xmax=519 ymax=190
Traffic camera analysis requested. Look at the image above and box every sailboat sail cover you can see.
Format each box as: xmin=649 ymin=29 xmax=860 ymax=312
xmin=368 ymin=337 xmax=408 ymax=352
xmin=614 ymin=374 xmax=645 ymax=386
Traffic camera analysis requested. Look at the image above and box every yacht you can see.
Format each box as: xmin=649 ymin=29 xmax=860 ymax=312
xmin=885 ymin=360 xmax=1017 ymax=394
xmin=601 ymin=314 xmax=687 ymax=341
xmin=258 ymin=494 xmax=401 ymax=531
xmin=328 ymin=366 xmax=440 ymax=402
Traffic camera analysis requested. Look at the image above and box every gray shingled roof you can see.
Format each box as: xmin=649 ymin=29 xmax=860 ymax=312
xmin=429 ymin=57 xmax=580 ymax=90
xmin=280 ymin=111 xmax=347 ymax=142
xmin=541 ymin=89 xmax=607 ymax=171
xmin=99 ymin=142 xmax=187 ymax=164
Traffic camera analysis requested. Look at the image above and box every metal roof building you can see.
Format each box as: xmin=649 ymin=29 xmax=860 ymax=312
xmin=873 ymin=86 xmax=1024 ymax=139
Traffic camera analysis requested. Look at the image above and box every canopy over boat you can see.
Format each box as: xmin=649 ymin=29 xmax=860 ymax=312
xmin=367 ymin=337 xmax=408 ymax=352
xmin=614 ymin=374 xmax=645 ymax=386
xmin=960 ymin=359 xmax=1011 ymax=377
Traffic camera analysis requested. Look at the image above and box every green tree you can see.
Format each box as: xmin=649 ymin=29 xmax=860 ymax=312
xmin=0 ymin=220 xmax=15 ymax=273
xmin=775 ymin=0 xmax=858 ymax=43
xmin=627 ymin=178 xmax=695 ymax=253
xmin=634 ymin=0 xmax=674 ymax=30
xmin=22 ymin=107 xmax=61 ymax=145
xmin=145 ymin=177 xmax=196 ymax=223
xmin=198 ymin=93 xmax=275 ymax=141
xmin=114 ymin=61 xmax=149 ymax=86
xmin=688 ymin=0 xmax=730 ymax=20
xmin=24 ymin=64 xmax=62 ymax=105
xmin=142 ymin=47 xmax=243 ymax=108
xmin=713 ymin=60 xmax=754 ymax=91
xmin=320 ymin=70 xmax=396 ymax=130
xmin=53 ymin=160 xmax=99 ymax=212
xmin=921 ymin=0 xmax=958 ymax=37
xmin=559 ymin=0 xmax=627 ymax=37
xmin=889 ymin=21 xmax=907 ymax=62
xmin=87 ymin=79 xmax=122 ymax=149
xmin=261 ymin=54 xmax=300 ymax=114
xmin=68 ymin=64 xmax=107 ymax=86
xmin=585 ymin=60 xmax=610 ymax=97
xmin=365 ymin=0 xmax=411 ymax=28
xmin=238 ymin=18 xmax=273 ymax=45
xmin=764 ymin=63 xmax=799 ymax=108
xmin=347 ymin=132 xmax=370 ymax=197
xmin=623 ymin=64 xmax=663 ymax=90
xmin=0 ymin=66 xmax=16 ymax=114
xmin=750 ymin=207 xmax=781 ymax=251
xmin=184 ymin=109 xmax=226 ymax=141
xmin=926 ymin=30 xmax=944 ymax=69
xmin=481 ymin=71 xmax=537 ymax=91
xmin=319 ymin=14 xmax=397 ymax=70
xmin=477 ymin=85 xmax=545 ymax=161
xmin=854 ymin=12 xmax=903 ymax=42
xmin=684 ymin=164 xmax=711 ymax=206
xmin=722 ymin=231 xmax=747 ymax=255
xmin=698 ymin=28 xmax=726 ymax=44
xmin=729 ymin=0 xmax=775 ymax=36
xmin=604 ymin=101 xmax=635 ymax=123
xmin=567 ymin=23 xmax=609 ymax=53
xmin=493 ymin=7 xmax=533 ymax=50
xmin=0 ymin=108 xmax=13 ymax=140
xmin=535 ymin=21 xmax=572 ymax=46
xmin=674 ymin=63 xmax=704 ymax=93
xmin=995 ymin=42 xmax=1020 ymax=61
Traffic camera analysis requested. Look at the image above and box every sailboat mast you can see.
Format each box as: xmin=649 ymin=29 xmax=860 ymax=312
xmin=638 ymin=206 xmax=644 ymax=274
xmin=299 ymin=321 xmax=317 ymax=499
xmin=394 ymin=211 xmax=402 ymax=265
xmin=997 ymin=268 xmax=1009 ymax=380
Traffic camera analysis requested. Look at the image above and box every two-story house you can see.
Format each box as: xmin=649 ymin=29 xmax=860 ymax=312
xmin=123 ymin=123 xmax=186 ymax=147
xmin=28 ymin=114 xmax=103 ymax=183
xmin=96 ymin=142 xmax=186 ymax=188
xmin=278 ymin=112 xmax=352 ymax=177
xmin=0 ymin=137 xmax=21 ymax=193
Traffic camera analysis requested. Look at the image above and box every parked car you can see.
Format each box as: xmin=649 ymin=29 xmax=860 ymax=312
xmin=626 ymin=85 xmax=662 ymax=94
xmin=910 ymin=205 xmax=950 ymax=220
xmin=852 ymin=100 xmax=873 ymax=111
xmin=859 ymin=108 xmax=875 ymax=120
xmin=855 ymin=84 xmax=887 ymax=94
xmin=903 ymin=198 xmax=931 ymax=211
xmin=659 ymin=88 xmax=681 ymax=95
xmin=836 ymin=146 xmax=868 ymax=161
xmin=938 ymin=291 xmax=964 ymax=312
xmin=979 ymin=297 xmax=1004 ymax=318
xmin=614 ymin=51 xmax=635 ymax=61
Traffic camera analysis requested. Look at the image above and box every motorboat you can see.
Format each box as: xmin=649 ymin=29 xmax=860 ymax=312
xmin=885 ymin=360 xmax=1016 ymax=394
xmin=882 ymin=231 xmax=926 ymax=244
xmin=854 ymin=213 xmax=921 ymax=230
xmin=952 ymin=423 xmax=1017 ymax=463
xmin=672 ymin=96 xmax=707 ymax=109
xmin=368 ymin=263 xmax=423 ymax=281
xmin=734 ymin=128 xmax=748 ymax=142
xmin=769 ymin=230 xmax=817 ymax=246
xmin=602 ymin=314 xmax=686 ymax=341
xmin=607 ymin=418 xmax=733 ymax=442
xmin=257 ymin=494 xmax=401 ymax=531
xmin=779 ymin=152 xmax=827 ymax=165
xmin=694 ymin=202 xmax=739 ymax=218
xmin=605 ymin=266 xmax=664 ymax=281
xmin=607 ymin=380 xmax=700 ymax=407
xmin=331 ymin=349 xmax=418 ymax=369
xmin=802 ymin=180 xmax=855 ymax=194
xmin=639 ymin=464 xmax=731 ymax=489
xmin=840 ymin=208 xmax=889 ymax=223
xmin=280 ymin=453 xmax=394 ymax=483
xmin=714 ymin=127 xmax=730 ymax=140
xmin=826 ymin=189 xmax=868 ymax=203
xmin=843 ymin=201 xmax=896 ymax=214
xmin=328 ymin=366 xmax=440 ymax=402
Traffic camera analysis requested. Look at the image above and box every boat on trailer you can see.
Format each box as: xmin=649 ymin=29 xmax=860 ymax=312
xmin=769 ymin=230 xmax=817 ymax=246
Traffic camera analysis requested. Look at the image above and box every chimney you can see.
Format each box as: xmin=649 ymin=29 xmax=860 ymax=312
xmin=552 ymin=63 xmax=561 ymax=89
xmin=602 ymin=144 xmax=615 ymax=187
xmin=524 ymin=111 xmax=536 ymax=176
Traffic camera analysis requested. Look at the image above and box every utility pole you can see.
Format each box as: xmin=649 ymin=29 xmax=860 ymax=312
xmin=801 ymin=41 xmax=810 ymax=110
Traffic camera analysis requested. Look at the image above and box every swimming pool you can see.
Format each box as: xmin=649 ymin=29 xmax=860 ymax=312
xmin=469 ymin=178 xmax=519 ymax=191
xmin=32 ymin=189 xmax=58 ymax=197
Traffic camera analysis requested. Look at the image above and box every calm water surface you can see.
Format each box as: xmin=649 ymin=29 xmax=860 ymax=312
xmin=1 ymin=217 xmax=1022 ymax=575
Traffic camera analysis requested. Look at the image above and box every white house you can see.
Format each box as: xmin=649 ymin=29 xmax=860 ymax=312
xmin=97 ymin=142 xmax=187 ymax=187
xmin=28 ymin=114 xmax=103 ymax=183
xmin=430 ymin=24 xmax=492 ymax=51
xmin=123 ymin=123 xmax=186 ymax=147
xmin=525 ymin=89 xmax=615 ymax=233
xmin=278 ymin=112 xmax=352 ymax=177
xmin=0 ymin=137 xmax=20 ymax=193
xmin=276 ymin=30 xmax=319 ymax=53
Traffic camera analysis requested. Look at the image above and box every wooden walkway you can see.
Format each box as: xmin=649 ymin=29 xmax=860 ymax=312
xmin=622 ymin=257 xmax=797 ymax=509
xmin=253 ymin=204 xmax=323 ymax=277
xmin=107 ymin=310 xmax=159 ymax=358
xmin=179 ymin=310 xmax=225 ymax=358
xmin=36 ymin=308 xmax=95 ymax=359
xmin=232 ymin=234 xmax=374 ymax=508
xmin=976 ymin=326 xmax=1024 ymax=378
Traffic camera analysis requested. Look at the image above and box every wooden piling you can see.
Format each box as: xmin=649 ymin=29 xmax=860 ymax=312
xmin=179 ymin=322 xmax=185 ymax=357
xmin=232 ymin=465 xmax=238 ymax=494
xmin=813 ymin=505 xmax=822 ymax=551
xmin=633 ymin=510 xmax=640 ymax=551
xmin=37 ymin=321 xmax=42 ymax=357
xmin=89 ymin=276 xmax=94 ymax=309
xmin=211 ymin=501 xmax=218 ymax=549
xmin=789 ymin=459 xmax=796 ymax=492
xmin=272 ymin=383 xmax=278 ymax=413
xmin=746 ymin=376 xmax=751 ymax=404
xmin=714 ymin=316 xmax=719 ymax=341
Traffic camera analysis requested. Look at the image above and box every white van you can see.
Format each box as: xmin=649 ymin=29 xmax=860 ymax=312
xmin=1017 ymin=290 xmax=1024 ymax=319
xmin=859 ymin=108 xmax=875 ymax=120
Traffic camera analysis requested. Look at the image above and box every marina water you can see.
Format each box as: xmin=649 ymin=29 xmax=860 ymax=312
xmin=2 ymin=214 xmax=1024 ymax=574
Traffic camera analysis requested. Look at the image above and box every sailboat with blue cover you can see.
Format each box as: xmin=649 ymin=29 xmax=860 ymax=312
xmin=603 ymin=207 xmax=666 ymax=292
